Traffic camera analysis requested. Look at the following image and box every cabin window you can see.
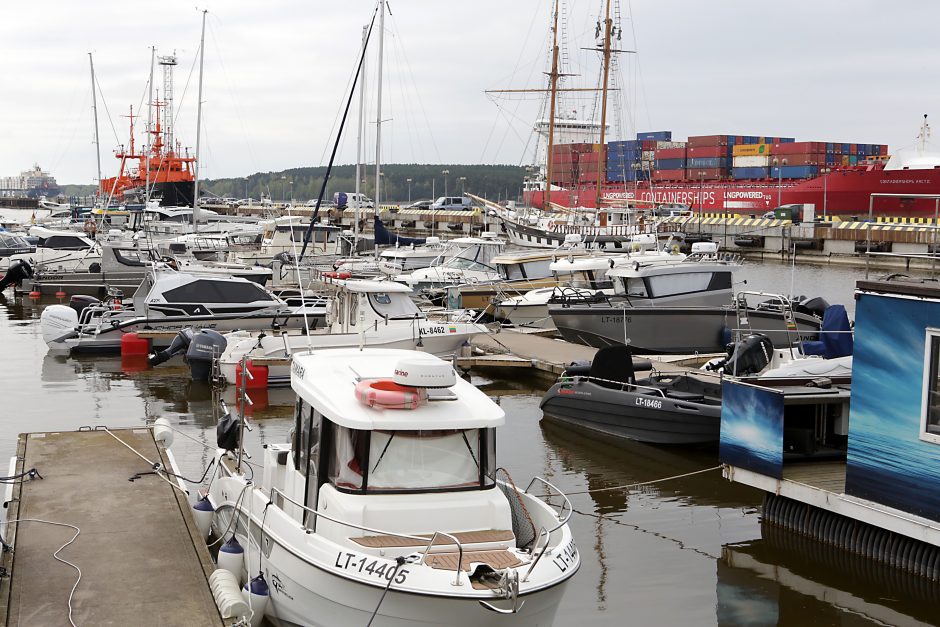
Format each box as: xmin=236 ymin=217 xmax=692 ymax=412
xmin=163 ymin=279 xmax=274 ymax=303
xmin=521 ymin=259 xmax=552 ymax=279
xmin=499 ymin=264 xmax=525 ymax=281
xmin=921 ymin=330 xmax=940 ymax=443
xmin=367 ymin=429 xmax=483 ymax=492
xmin=368 ymin=292 xmax=419 ymax=319
xmin=625 ymin=277 xmax=648 ymax=298
xmin=328 ymin=426 xmax=369 ymax=490
xmin=646 ymin=271 xmax=717 ymax=298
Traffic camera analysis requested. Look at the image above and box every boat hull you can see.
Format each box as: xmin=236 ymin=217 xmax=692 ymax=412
xmin=549 ymin=305 xmax=820 ymax=353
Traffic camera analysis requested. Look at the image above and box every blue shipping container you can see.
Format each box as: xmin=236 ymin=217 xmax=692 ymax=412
xmin=688 ymin=157 xmax=728 ymax=168
xmin=636 ymin=131 xmax=672 ymax=141
xmin=770 ymin=165 xmax=818 ymax=179
xmin=609 ymin=139 xmax=642 ymax=149
xmin=841 ymin=143 xmax=850 ymax=152
xmin=779 ymin=138 xmax=796 ymax=143
xmin=654 ymin=158 xmax=686 ymax=170
xmin=731 ymin=167 xmax=769 ymax=179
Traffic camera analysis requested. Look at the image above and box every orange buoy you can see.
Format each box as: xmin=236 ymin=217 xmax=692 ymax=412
xmin=55 ymin=289 xmax=66 ymax=299
xmin=235 ymin=360 xmax=269 ymax=390
xmin=355 ymin=378 xmax=428 ymax=410
xmin=120 ymin=332 xmax=150 ymax=356
xmin=28 ymin=291 xmax=41 ymax=299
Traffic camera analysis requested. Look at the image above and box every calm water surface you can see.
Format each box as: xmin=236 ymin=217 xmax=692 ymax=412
xmin=2 ymin=261 xmax=937 ymax=626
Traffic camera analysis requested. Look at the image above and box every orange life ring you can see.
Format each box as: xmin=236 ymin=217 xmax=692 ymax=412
xmin=323 ymin=271 xmax=352 ymax=280
xmin=355 ymin=378 xmax=428 ymax=410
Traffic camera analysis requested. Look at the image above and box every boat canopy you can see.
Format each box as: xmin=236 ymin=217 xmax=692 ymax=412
xmin=291 ymin=349 xmax=505 ymax=431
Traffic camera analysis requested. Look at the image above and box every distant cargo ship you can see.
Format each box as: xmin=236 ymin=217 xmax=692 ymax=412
xmin=524 ymin=119 xmax=940 ymax=218
xmin=0 ymin=164 xmax=60 ymax=199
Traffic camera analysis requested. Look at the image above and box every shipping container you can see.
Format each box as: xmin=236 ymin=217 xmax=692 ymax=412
xmin=731 ymin=167 xmax=769 ymax=179
xmin=771 ymin=141 xmax=823 ymax=155
xmin=687 ymin=157 xmax=729 ymax=169
xmin=652 ymin=169 xmax=685 ymax=181
xmin=769 ymin=165 xmax=818 ymax=179
xmin=732 ymin=155 xmax=770 ymax=167
xmin=772 ymin=154 xmax=821 ymax=166
xmin=655 ymin=141 xmax=685 ymax=150
xmin=687 ymin=135 xmax=729 ymax=148
xmin=880 ymin=145 xmax=888 ymax=155
xmin=655 ymin=147 xmax=686 ymax=159
xmin=687 ymin=145 xmax=726 ymax=158
xmin=654 ymin=158 xmax=686 ymax=170
xmin=641 ymin=150 xmax=655 ymax=161
xmin=637 ymin=131 xmax=672 ymax=141
xmin=685 ymin=168 xmax=724 ymax=180
xmin=732 ymin=143 xmax=773 ymax=157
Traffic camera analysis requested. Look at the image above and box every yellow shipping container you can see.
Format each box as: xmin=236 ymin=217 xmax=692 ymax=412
xmin=732 ymin=143 xmax=773 ymax=157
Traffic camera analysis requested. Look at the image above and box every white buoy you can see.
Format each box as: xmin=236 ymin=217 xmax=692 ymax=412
xmin=192 ymin=495 xmax=214 ymax=541
xmin=217 ymin=536 xmax=245 ymax=582
xmin=242 ymin=574 xmax=270 ymax=627
xmin=153 ymin=418 xmax=174 ymax=447
xmin=208 ymin=569 xmax=249 ymax=620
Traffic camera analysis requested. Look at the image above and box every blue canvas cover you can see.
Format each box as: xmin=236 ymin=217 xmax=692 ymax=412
xmin=801 ymin=304 xmax=853 ymax=358
xmin=374 ymin=216 xmax=426 ymax=247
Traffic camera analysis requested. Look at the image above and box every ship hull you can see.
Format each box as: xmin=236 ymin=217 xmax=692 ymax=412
xmin=526 ymin=167 xmax=940 ymax=217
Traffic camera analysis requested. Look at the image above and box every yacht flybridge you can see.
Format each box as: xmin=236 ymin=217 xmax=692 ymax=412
xmin=205 ymin=348 xmax=578 ymax=625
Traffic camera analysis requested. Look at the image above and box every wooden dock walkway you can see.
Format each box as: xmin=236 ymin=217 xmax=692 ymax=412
xmin=0 ymin=428 xmax=226 ymax=627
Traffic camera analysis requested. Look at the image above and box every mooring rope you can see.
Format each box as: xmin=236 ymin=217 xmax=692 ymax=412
xmin=561 ymin=465 xmax=722 ymax=496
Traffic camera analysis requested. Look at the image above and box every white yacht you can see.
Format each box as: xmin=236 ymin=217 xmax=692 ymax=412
xmin=214 ymin=278 xmax=489 ymax=386
xmin=205 ymin=348 xmax=579 ymax=625
xmin=1 ymin=226 xmax=99 ymax=273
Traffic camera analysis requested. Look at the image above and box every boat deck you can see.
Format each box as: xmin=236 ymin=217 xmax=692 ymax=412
xmin=783 ymin=461 xmax=847 ymax=493
xmin=0 ymin=428 xmax=227 ymax=627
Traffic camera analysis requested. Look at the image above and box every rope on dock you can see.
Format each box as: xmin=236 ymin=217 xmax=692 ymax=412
xmin=561 ymin=465 xmax=722 ymax=495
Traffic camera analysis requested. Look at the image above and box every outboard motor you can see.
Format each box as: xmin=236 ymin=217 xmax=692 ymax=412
xmin=149 ymin=327 xmax=195 ymax=367
xmin=186 ymin=329 xmax=228 ymax=381
xmin=69 ymin=294 xmax=100 ymax=317
xmin=794 ymin=296 xmax=830 ymax=319
xmin=40 ymin=305 xmax=79 ymax=347
xmin=0 ymin=259 xmax=34 ymax=291
xmin=722 ymin=333 xmax=774 ymax=376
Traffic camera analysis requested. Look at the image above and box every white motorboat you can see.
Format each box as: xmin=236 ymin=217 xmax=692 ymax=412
xmin=213 ymin=278 xmax=488 ymax=386
xmin=205 ymin=348 xmax=579 ymax=625
xmin=492 ymin=246 xmax=686 ymax=329
xmin=39 ymin=268 xmax=325 ymax=354
xmin=234 ymin=215 xmax=346 ymax=266
xmin=1 ymin=226 xmax=100 ymax=273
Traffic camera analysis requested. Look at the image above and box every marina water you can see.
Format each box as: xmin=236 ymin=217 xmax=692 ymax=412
xmin=2 ymin=260 xmax=937 ymax=625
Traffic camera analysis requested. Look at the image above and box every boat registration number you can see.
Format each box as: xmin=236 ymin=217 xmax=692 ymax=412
xmin=635 ymin=397 xmax=662 ymax=409
xmin=422 ymin=326 xmax=447 ymax=334
xmin=334 ymin=552 xmax=409 ymax=583
xmin=552 ymin=539 xmax=578 ymax=573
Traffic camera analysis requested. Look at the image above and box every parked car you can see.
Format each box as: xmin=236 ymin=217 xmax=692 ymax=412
xmin=404 ymin=199 xmax=432 ymax=210
xmin=430 ymin=196 xmax=473 ymax=211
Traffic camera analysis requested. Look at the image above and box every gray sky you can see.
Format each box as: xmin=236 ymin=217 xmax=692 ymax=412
xmin=2 ymin=1 xmax=938 ymax=184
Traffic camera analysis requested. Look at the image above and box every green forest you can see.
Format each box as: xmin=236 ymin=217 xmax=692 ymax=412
xmin=200 ymin=163 xmax=528 ymax=204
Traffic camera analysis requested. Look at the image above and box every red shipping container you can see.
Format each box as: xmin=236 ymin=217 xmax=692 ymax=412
xmin=880 ymin=145 xmax=888 ymax=155
xmin=832 ymin=144 xmax=843 ymax=155
xmin=552 ymin=153 xmax=578 ymax=165
xmin=652 ymin=169 xmax=686 ymax=181
xmin=686 ymin=168 xmax=724 ymax=180
xmin=772 ymin=141 xmax=823 ymax=155
xmin=773 ymin=154 xmax=822 ymax=166
xmin=687 ymin=146 xmax=727 ymax=158
xmin=849 ymin=144 xmax=858 ymax=154
xmin=641 ymin=140 xmax=656 ymax=150
xmin=687 ymin=135 xmax=729 ymax=148
xmin=655 ymin=147 xmax=686 ymax=159
xmin=579 ymin=152 xmax=603 ymax=164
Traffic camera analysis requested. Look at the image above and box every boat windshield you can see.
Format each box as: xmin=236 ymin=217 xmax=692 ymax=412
xmin=328 ymin=426 xmax=495 ymax=493
xmin=443 ymin=257 xmax=494 ymax=272
xmin=367 ymin=292 xmax=421 ymax=319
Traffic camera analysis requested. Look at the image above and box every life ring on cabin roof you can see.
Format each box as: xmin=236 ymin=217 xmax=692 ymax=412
xmin=323 ymin=271 xmax=352 ymax=280
xmin=355 ymin=378 xmax=428 ymax=410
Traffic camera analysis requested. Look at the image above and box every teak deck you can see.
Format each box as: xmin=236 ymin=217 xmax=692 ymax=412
xmin=0 ymin=428 xmax=227 ymax=627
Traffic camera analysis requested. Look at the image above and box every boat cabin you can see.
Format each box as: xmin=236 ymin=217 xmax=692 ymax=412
xmin=266 ymin=349 xmax=509 ymax=544
xmin=133 ymin=269 xmax=281 ymax=316
xmin=721 ymin=277 xmax=940 ymax=554
xmin=27 ymin=227 xmax=96 ymax=251
xmin=548 ymin=249 xmax=684 ymax=292
xmin=606 ymin=254 xmax=739 ymax=307
xmin=325 ymin=279 xmax=425 ymax=333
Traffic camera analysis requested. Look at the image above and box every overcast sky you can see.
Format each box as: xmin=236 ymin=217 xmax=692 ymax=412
xmin=2 ymin=1 xmax=939 ymax=184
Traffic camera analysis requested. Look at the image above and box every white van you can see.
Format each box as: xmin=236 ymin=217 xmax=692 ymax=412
xmin=430 ymin=196 xmax=472 ymax=211
xmin=332 ymin=192 xmax=374 ymax=209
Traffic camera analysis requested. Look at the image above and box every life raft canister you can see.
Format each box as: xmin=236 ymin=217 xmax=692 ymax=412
xmin=355 ymin=378 xmax=428 ymax=410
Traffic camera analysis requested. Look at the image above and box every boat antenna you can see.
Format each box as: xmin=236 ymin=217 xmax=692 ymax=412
xmin=192 ymin=9 xmax=208 ymax=227
xmin=145 ymin=46 xmax=155 ymax=208
xmin=299 ymin=5 xmax=379 ymax=261
xmin=355 ymin=23 xmax=368 ymax=247
xmin=89 ymin=53 xmax=103 ymax=206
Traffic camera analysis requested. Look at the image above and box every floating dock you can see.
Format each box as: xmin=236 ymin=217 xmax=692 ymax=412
xmin=0 ymin=428 xmax=227 ymax=626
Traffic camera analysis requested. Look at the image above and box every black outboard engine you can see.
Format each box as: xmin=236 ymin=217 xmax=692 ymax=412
xmin=149 ymin=327 xmax=195 ymax=367
xmin=794 ymin=296 xmax=830 ymax=319
xmin=0 ymin=259 xmax=34 ymax=291
xmin=563 ymin=360 xmax=592 ymax=377
xmin=186 ymin=329 xmax=228 ymax=381
xmin=216 ymin=410 xmax=241 ymax=452
xmin=69 ymin=294 xmax=100 ymax=317
xmin=722 ymin=333 xmax=774 ymax=376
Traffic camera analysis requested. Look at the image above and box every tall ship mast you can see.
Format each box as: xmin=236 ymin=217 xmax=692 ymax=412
xmin=98 ymin=53 xmax=196 ymax=207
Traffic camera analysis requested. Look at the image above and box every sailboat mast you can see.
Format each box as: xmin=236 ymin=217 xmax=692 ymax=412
xmin=193 ymin=9 xmax=207 ymax=222
xmin=594 ymin=0 xmax=613 ymax=211
xmin=145 ymin=46 xmax=154 ymax=206
xmin=544 ymin=0 xmax=561 ymax=209
xmin=89 ymin=53 xmax=102 ymax=202
xmin=374 ymin=0 xmax=385 ymax=209
xmin=355 ymin=24 xmax=368 ymax=242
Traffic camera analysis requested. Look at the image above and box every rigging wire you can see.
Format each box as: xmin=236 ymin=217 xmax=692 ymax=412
xmin=93 ymin=74 xmax=122 ymax=147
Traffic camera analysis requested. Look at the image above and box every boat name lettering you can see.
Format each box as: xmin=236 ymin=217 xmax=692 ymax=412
xmin=635 ymin=397 xmax=663 ymax=410
xmin=552 ymin=539 xmax=578 ymax=573
xmin=637 ymin=190 xmax=716 ymax=207
xmin=600 ymin=315 xmax=629 ymax=324
xmin=291 ymin=361 xmax=306 ymax=378
xmin=881 ymin=179 xmax=932 ymax=185
xmin=334 ymin=552 xmax=409 ymax=583
xmin=422 ymin=326 xmax=446 ymax=335
xmin=394 ymin=368 xmax=408 ymax=377
xmin=724 ymin=191 xmax=768 ymax=200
